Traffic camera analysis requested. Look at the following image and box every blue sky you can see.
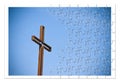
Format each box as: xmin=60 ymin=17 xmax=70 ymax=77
xmin=9 ymin=7 xmax=111 ymax=75
xmin=9 ymin=7 xmax=67 ymax=75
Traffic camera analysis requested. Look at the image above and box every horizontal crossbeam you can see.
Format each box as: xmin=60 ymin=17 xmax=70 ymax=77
xmin=32 ymin=35 xmax=51 ymax=52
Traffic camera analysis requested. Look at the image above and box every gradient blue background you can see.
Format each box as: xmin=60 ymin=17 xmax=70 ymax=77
xmin=9 ymin=7 xmax=111 ymax=75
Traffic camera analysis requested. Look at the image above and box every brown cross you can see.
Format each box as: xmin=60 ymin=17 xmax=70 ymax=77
xmin=32 ymin=25 xmax=51 ymax=75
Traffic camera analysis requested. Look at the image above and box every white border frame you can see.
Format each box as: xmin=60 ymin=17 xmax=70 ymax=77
xmin=4 ymin=4 xmax=116 ymax=79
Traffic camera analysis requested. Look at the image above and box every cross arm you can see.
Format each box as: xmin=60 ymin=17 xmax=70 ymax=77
xmin=32 ymin=35 xmax=51 ymax=52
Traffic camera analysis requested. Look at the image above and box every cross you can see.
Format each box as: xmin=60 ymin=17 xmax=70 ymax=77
xmin=32 ymin=25 xmax=51 ymax=75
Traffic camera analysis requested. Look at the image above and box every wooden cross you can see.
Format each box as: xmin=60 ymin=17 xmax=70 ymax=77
xmin=32 ymin=25 xmax=51 ymax=75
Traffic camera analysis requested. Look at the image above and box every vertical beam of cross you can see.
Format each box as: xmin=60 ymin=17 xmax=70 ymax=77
xmin=38 ymin=26 xmax=44 ymax=75
xmin=32 ymin=25 xmax=51 ymax=76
